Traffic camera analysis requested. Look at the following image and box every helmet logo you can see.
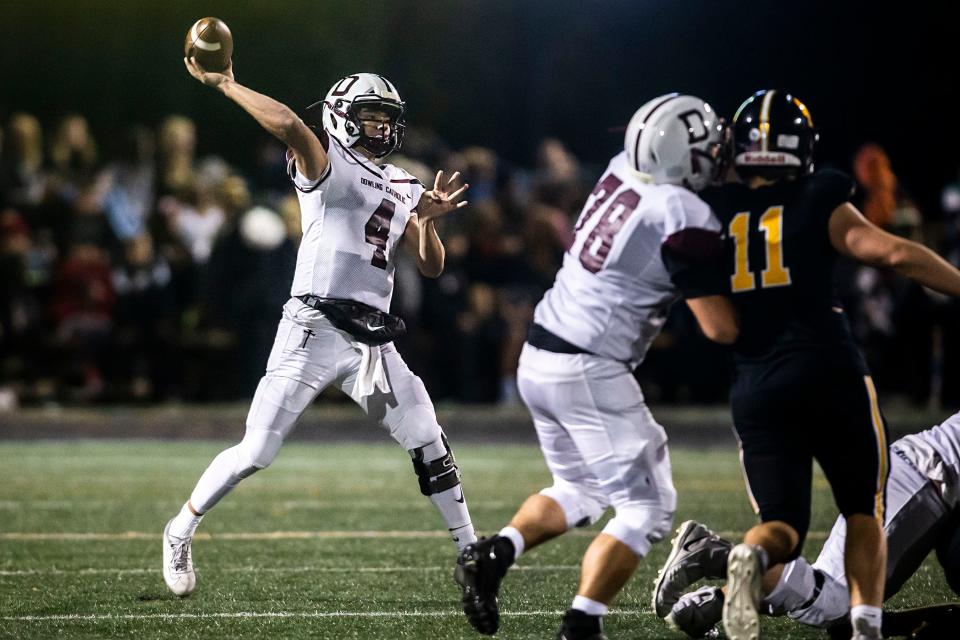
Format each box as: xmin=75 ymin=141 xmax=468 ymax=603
xmin=331 ymin=75 xmax=361 ymax=97
xmin=677 ymin=110 xmax=710 ymax=144
xmin=777 ymin=134 xmax=800 ymax=150
xmin=748 ymin=128 xmax=761 ymax=142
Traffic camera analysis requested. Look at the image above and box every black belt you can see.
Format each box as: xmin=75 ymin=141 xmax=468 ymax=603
xmin=294 ymin=295 xmax=406 ymax=345
xmin=526 ymin=323 xmax=591 ymax=355
xmin=297 ymin=294 xmax=348 ymax=311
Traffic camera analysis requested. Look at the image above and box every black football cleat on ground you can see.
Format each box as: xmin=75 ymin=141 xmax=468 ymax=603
xmin=555 ymin=609 xmax=608 ymax=640
xmin=455 ymin=536 xmax=511 ymax=635
xmin=667 ymin=586 xmax=724 ymax=638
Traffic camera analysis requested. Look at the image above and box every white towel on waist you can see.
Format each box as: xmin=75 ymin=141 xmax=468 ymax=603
xmin=355 ymin=343 xmax=390 ymax=397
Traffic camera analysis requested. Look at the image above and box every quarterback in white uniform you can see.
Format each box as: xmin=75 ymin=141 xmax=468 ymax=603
xmin=656 ymin=411 xmax=960 ymax=639
xmin=162 ymin=59 xmax=476 ymax=596
xmin=455 ymin=94 xmax=738 ymax=639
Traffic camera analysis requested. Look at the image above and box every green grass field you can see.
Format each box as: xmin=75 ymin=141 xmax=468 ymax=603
xmin=0 ymin=440 xmax=953 ymax=639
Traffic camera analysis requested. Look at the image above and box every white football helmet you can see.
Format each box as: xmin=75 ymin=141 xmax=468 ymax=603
xmin=314 ymin=73 xmax=405 ymax=158
xmin=624 ymin=93 xmax=725 ymax=192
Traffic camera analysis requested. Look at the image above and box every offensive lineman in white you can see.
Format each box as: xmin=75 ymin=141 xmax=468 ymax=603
xmin=655 ymin=411 xmax=960 ymax=639
xmin=162 ymin=58 xmax=476 ymax=596
xmin=455 ymin=94 xmax=739 ymax=639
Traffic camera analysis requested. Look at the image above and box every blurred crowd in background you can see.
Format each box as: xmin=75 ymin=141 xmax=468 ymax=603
xmin=2 ymin=111 xmax=960 ymax=409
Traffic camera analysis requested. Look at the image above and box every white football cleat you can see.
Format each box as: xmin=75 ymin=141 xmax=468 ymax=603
xmin=163 ymin=519 xmax=196 ymax=596
xmin=723 ymin=543 xmax=762 ymax=640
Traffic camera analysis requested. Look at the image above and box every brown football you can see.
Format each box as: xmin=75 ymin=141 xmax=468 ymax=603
xmin=184 ymin=17 xmax=233 ymax=72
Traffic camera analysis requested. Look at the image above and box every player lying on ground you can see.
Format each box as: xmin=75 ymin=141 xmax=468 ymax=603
xmin=690 ymin=89 xmax=960 ymax=640
xmin=455 ymin=94 xmax=738 ymax=640
xmin=162 ymin=57 xmax=476 ymax=596
xmin=652 ymin=411 xmax=960 ymax=639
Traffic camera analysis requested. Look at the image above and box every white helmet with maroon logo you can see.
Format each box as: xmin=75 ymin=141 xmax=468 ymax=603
xmin=624 ymin=93 xmax=725 ymax=192
xmin=314 ymin=73 xmax=406 ymax=158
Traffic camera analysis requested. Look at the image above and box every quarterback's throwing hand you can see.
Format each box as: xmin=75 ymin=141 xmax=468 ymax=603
xmin=417 ymin=170 xmax=469 ymax=222
xmin=183 ymin=56 xmax=234 ymax=90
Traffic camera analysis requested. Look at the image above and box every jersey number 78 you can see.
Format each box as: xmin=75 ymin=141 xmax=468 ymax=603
xmin=574 ymin=174 xmax=642 ymax=274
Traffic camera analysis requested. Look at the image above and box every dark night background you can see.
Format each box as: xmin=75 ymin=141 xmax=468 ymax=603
xmin=0 ymin=1 xmax=952 ymax=213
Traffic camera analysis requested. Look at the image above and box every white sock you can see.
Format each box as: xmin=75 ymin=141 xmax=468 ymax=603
xmin=429 ymin=485 xmax=476 ymax=551
xmin=168 ymin=502 xmax=203 ymax=539
xmin=499 ymin=526 xmax=525 ymax=559
xmin=850 ymin=604 xmax=882 ymax=633
xmin=571 ymin=595 xmax=608 ymax=617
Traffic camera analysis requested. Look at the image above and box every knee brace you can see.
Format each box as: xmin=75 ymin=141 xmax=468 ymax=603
xmin=410 ymin=434 xmax=461 ymax=496
xmin=539 ymin=480 xmax=605 ymax=530
xmin=602 ymin=505 xmax=673 ymax=557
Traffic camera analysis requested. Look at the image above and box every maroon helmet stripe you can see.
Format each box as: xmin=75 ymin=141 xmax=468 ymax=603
xmin=377 ymin=75 xmax=396 ymax=93
xmin=633 ymin=94 xmax=681 ymax=172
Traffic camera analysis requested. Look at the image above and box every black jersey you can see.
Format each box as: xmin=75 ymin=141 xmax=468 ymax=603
xmin=700 ymin=169 xmax=862 ymax=364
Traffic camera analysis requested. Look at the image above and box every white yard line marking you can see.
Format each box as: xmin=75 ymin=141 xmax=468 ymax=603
xmin=3 ymin=610 xmax=647 ymax=622
xmin=0 ymin=564 xmax=579 ymax=577
xmin=0 ymin=499 xmax=524 ymax=510
xmin=1 ymin=531 xmax=449 ymax=541
xmin=0 ymin=529 xmax=830 ymax=541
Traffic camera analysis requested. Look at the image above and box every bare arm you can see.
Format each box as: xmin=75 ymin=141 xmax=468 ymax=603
xmin=183 ymin=57 xmax=328 ymax=180
xmin=403 ymin=214 xmax=445 ymax=278
xmin=686 ymin=295 xmax=739 ymax=345
xmin=403 ymin=170 xmax=469 ymax=278
xmin=829 ymin=202 xmax=960 ymax=297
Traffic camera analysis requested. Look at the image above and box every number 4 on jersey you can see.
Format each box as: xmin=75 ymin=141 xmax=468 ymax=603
xmin=365 ymin=199 xmax=396 ymax=269
xmin=730 ymin=206 xmax=792 ymax=292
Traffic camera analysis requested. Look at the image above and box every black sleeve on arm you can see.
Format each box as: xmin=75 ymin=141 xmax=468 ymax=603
xmin=661 ymin=228 xmax=727 ymax=299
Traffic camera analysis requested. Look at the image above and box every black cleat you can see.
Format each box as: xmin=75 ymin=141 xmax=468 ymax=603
xmin=455 ymin=536 xmax=510 ymax=635
xmin=653 ymin=520 xmax=733 ymax=618
xmin=667 ymin=586 xmax=724 ymax=639
xmin=555 ymin=609 xmax=608 ymax=640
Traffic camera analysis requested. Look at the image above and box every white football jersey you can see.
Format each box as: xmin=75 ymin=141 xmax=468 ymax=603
xmin=895 ymin=411 xmax=960 ymax=508
xmin=289 ymin=137 xmax=424 ymax=312
xmin=534 ymin=151 xmax=719 ymax=367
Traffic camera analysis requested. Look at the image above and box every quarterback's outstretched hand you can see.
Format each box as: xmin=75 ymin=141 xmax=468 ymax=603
xmin=184 ymin=56 xmax=234 ymax=90
xmin=417 ymin=171 xmax=469 ymax=222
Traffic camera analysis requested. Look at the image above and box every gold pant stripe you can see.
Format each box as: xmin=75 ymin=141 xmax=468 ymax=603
xmin=863 ymin=376 xmax=888 ymax=521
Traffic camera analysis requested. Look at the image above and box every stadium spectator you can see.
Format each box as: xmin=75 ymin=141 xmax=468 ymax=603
xmin=111 ymin=231 xmax=176 ymax=400
xmin=0 ymin=113 xmax=47 ymax=216
xmin=157 ymin=115 xmax=197 ymax=198
xmin=0 ymin=113 xmax=951 ymax=408
xmin=201 ymin=201 xmax=296 ymax=396
xmin=839 ymin=143 xmax=936 ymax=404
xmin=100 ymin=126 xmax=157 ymax=242
xmin=940 ymin=172 xmax=960 ymax=406
xmin=50 ymin=241 xmax=114 ymax=400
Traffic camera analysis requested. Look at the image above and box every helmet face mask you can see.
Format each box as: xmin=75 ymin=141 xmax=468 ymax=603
xmin=351 ymin=98 xmax=405 ymax=158
xmin=624 ymin=94 xmax=726 ymax=192
xmin=732 ymin=89 xmax=818 ymax=182
xmin=317 ymin=73 xmax=406 ymax=159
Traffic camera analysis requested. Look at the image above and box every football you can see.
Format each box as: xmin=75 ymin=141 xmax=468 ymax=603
xmin=184 ymin=17 xmax=233 ymax=72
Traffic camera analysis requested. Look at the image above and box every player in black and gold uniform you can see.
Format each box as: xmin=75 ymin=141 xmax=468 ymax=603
xmin=697 ymin=90 xmax=960 ymax=640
